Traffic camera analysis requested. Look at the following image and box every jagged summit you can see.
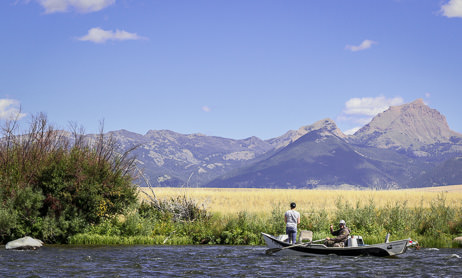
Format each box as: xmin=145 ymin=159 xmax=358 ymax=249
xmin=267 ymin=118 xmax=346 ymax=149
xmin=308 ymin=118 xmax=346 ymax=138
xmin=352 ymin=99 xmax=461 ymax=150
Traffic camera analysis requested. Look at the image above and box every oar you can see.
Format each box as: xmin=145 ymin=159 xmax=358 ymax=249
xmin=265 ymin=239 xmax=324 ymax=255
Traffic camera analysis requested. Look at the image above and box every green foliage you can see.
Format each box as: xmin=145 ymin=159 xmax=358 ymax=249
xmin=380 ymin=201 xmax=409 ymax=234
xmin=323 ymin=193 xmax=462 ymax=247
xmin=334 ymin=198 xmax=379 ymax=235
xmin=300 ymin=208 xmax=330 ymax=233
xmin=69 ymin=233 xmax=193 ymax=245
xmin=448 ymin=206 xmax=462 ymax=235
xmin=218 ymin=211 xmax=262 ymax=245
xmin=265 ymin=205 xmax=285 ymax=236
xmin=120 ymin=213 xmax=153 ymax=237
xmin=84 ymin=218 xmax=122 ymax=236
xmin=177 ymin=219 xmax=216 ymax=244
xmin=0 ymin=114 xmax=139 ymax=243
xmin=0 ymin=207 xmax=17 ymax=241
xmin=36 ymin=146 xmax=138 ymax=225
xmin=414 ymin=193 xmax=455 ymax=237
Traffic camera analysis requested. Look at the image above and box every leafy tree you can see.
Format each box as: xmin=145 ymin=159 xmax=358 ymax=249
xmin=0 ymin=113 xmax=139 ymax=243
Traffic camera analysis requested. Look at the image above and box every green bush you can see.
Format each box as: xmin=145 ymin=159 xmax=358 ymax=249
xmin=415 ymin=193 xmax=455 ymax=237
xmin=120 ymin=213 xmax=154 ymax=237
xmin=0 ymin=207 xmax=17 ymax=241
xmin=300 ymin=208 xmax=329 ymax=233
xmin=380 ymin=201 xmax=410 ymax=235
xmin=0 ymin=114 xmax=139 ymax=243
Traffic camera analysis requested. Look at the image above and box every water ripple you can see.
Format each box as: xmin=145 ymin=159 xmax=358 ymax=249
xmin=1 ymin=245 xmax=462 ymax=277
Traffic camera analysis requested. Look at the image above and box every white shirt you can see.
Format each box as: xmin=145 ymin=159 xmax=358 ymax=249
xmin=285 ymin=209 xmax=300 ymax=228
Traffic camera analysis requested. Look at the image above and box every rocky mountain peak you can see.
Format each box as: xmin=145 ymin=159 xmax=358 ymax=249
xmin=307 ymin=118 xmax=346 ymax=138
xmin=145 ymin=129 xmax=181 ymax=138
xmin=352 ymin=99 xmax=461 ymax=149
xmin=267 ymin=118 xmax=346 ymax=149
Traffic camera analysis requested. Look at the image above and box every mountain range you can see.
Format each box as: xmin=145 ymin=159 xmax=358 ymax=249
xmin=106 ymin=99 xmax=462 ymax=189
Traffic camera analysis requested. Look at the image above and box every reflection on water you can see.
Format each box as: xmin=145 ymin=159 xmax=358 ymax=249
xmin=1 ymin=245 xmax=461 ymax=277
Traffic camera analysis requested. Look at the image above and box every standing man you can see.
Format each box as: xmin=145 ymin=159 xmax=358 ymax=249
xmin=285 ymin=202 xmax=300 ymax=244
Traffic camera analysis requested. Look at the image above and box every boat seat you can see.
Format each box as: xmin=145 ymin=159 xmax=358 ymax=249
xmin=298 ymin=230 xmax=313 ymax=243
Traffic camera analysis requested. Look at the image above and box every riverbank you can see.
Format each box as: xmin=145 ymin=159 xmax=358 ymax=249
xmin=67 ymin=187 xmax=462 ymax=248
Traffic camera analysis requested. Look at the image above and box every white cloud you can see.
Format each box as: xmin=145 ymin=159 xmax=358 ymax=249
xmin=441 ymin=0 xmax=462 ymax=18
xmin=202 ymin=106 xmax=211 ymax=112
xmin=345 ymin=39 xmax=377 ymax=52
xmin=78 ymin=27 xmax=147 ymax=43
xmin=37 ymin=0 xmax=115 ymax=14
xmin=338 ymin=96 xmax=404 ymax=134
xmin=0 ymin=99 xmax=27 ymax=120
xmin=343 ymin=96 xmax=404 ymax=117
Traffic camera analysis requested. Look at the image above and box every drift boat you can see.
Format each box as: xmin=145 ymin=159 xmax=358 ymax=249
xmin=262 ymin=232 xmax=410 ymax=257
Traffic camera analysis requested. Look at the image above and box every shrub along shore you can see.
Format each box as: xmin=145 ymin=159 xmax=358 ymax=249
xmin=1 ymin=115 xmax=461 ymax=248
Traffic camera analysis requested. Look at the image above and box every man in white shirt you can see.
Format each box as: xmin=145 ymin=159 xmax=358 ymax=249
xmin=284 ymin=202 xmax=300 ymax=244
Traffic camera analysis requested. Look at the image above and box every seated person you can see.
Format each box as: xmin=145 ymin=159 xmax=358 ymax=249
xmin=324 ymin=220 xmax=350 ymax=247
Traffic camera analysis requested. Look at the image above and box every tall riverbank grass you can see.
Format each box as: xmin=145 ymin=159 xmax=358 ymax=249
xmin=69 ymin=188 xmax=462 ymax=248
xmin=138 ymin=187 xmax=462 ymax=215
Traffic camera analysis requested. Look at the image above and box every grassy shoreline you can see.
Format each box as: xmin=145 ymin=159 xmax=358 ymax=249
xmin=68 ymin=186 xmax=462 ymax=248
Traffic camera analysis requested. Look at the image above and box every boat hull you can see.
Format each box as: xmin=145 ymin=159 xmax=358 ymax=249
xmin=262 ymin=233 xmax=409 ymax=257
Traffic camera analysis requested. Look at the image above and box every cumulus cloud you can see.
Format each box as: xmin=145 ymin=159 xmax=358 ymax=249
xmin=343 ymin=96 xmax=404 ymax=117
xmin=345 ymin=39 xmax=377 ymax=52
xmin=338 ymin=96 xmax=404 ymax=134
xmin=441 ymin=0 xmax=462 ymax=18
xmin=78 ymin=27 xmax=147 ymax=43
xmin=0 ymin=99 xmax=27 ymax=120
xmin=36 ymin=0 xmax=115 ymax=14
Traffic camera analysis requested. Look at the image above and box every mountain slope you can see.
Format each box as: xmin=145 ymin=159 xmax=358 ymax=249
xmin=206 ymin=119 xmax=398 ymax=188
xmin=410 ymin=157 xmax=462 ymax=187
xmin=109 ymin=129 xmax=273 ymax=186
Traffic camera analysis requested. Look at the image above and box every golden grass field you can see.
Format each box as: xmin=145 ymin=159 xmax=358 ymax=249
xmin=138 ymin=184 xmax=462 ymax=216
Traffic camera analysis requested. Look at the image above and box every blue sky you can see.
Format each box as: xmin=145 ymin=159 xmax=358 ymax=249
xmin=1 ymin=0 xmax=462 ymax=139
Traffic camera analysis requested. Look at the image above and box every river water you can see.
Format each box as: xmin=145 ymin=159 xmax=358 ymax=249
xmin=1 ymin=245 xmax=461 ymax=277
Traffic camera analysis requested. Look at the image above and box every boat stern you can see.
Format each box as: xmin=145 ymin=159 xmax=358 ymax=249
xmin=383 ymin=239 xmax=410 ymax=256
